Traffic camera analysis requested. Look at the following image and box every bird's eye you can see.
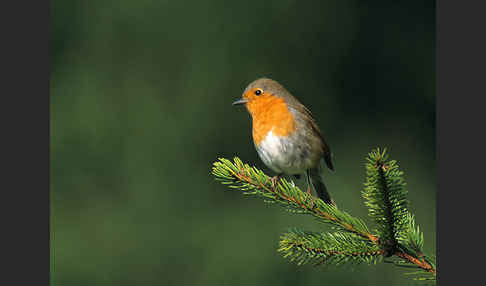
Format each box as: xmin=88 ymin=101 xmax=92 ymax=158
xmin=255 ymin=89 xmax=262 ymax=96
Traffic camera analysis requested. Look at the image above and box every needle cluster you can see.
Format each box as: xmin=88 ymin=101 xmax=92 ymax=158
xmin=211 ymin=148 xmax=436 ymax=283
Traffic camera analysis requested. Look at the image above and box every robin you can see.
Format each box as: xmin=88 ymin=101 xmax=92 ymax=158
xmin=232 ymin=78 xmax=336 ymax=205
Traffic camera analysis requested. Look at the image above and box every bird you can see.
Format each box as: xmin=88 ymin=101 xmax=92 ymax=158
xmin=232 ymin=78 xmax=336 ymax=205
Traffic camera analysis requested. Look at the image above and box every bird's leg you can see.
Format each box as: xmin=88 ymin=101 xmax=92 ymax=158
xmin=306 ymin=184 xmax=312 ymax=195
xmin=329 ymin=199 xmax=337 ymax=208
xmin=303 ymin=170 xmax=317 ymax=206
xmin=270 ymin=173 xmax=282 ymax=188
xmin=305 ymin=170 xmax=313 ymax=196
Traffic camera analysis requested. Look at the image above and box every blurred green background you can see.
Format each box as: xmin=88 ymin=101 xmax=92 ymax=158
xmin=51 ymin=0 xmax=435 ymax=285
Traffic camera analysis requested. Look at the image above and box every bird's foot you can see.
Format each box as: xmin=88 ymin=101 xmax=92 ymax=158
xmin=306 ymin=185 xmax=312 ymax=196
xmin=305 ymin=185 xmax=317 ymax=205
xmin=329 ymin=199 xmax=338 ymax=208
xmin=270 ymin=174 xmax=282 ymax=188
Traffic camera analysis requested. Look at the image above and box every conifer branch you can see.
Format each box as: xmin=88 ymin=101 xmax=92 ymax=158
xmin=212 ymin=158 xmax=376 ymax=242
xmin=362 ymin=148 xmax=409 ymax=256
xmin=279 ymin=229 xmax=383 ymax=267
xmin=211 ymin=148 xmax=436 ymax=283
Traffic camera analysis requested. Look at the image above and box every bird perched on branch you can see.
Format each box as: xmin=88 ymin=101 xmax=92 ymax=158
xmin=233 ymin=78 xmax=336 ymax=205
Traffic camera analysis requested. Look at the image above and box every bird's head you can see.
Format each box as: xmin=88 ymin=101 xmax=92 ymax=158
xmin=233 ymin=78 xmax=292 ymax=116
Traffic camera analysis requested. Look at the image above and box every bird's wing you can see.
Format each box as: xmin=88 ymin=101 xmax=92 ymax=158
xmin=289 ymin=99 xmax=335 ymax=171
xmin=308 ymin=114 xmax=334 ymax=171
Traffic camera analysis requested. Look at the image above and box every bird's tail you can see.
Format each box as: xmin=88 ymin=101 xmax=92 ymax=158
xmin=307 ymin=167 xmax=335 ymax=206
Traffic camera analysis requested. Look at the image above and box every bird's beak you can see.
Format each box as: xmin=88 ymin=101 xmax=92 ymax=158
xmin=232 ymin=98 xmax=247 ymax=106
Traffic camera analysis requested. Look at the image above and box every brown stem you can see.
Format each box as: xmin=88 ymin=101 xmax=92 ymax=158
xmin=288 ymin=242 xmax=435 ymax=275
xmin=395 ymin=251 xmax=436 ymax=274
xmin=231 ymin=167 xmax=435 ymax=275
xmin=235 ymin=169 xmax=378 ymax=242
xmin=290 ymin=242 xmax=384 ymax=257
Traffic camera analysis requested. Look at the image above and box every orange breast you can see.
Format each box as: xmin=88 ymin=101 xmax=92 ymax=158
xmin=246 ymin=94 xmax=296 ymax=145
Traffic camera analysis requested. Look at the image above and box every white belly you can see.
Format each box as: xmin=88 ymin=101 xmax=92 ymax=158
xmin=255 ymin=130 xmax=321 ymax=175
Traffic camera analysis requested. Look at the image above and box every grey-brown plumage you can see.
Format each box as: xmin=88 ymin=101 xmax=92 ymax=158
xmin=234 ymin=77 xmax=335 ymax=205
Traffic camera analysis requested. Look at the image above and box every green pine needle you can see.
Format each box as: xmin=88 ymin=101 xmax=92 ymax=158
xmin=279 ymin=229 xmax=383 ymax=267
xmin=362 ymin=148 xmax=410 ymax=253
xmin=212 ymin=157 xmax=375 ymax=241
xmin=212 ymin=148 xmax=435 ymax=284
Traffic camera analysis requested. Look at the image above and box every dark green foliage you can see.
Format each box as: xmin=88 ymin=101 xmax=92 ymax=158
xmin=279 ymin=229 xmax=382 ymax=267
xmin=212 ymin=148 xmax=436 ymax=284
xmin=362 ymin=148 xmax=410 ymax=255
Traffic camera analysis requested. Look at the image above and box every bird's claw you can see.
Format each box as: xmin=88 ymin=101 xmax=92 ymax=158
xmin=270 ymin=174 xmax=281 ymax=188
xmin=306 ymin=185 xmax=312 ymax=195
